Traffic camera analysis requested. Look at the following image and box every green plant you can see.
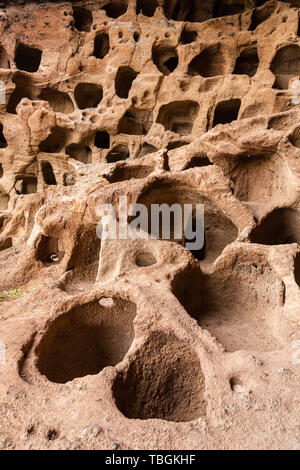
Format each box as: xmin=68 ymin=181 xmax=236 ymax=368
xmin=0 ymin=289 xmax=23 ymax=301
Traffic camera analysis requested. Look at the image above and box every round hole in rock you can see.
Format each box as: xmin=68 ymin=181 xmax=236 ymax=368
xmin=102 ymin=1 xmax=128 ymax=18
xmin=72 ymin=6 xmax=93 ymax=32
xmin=137 ymin=143 xmax=157 ymax=157
xmin=183 ymin=155 xmax=213 ymax=169
xmin=41 ymin=162 xmax=57 ymax=185
xmin=133 ymin=32 xmax=140 ymax=42
xmin=118 ymin=109 xmax=153 ymax=135
xmin=93 ymin=32 xmax=110 ymax=59
xmin=270 ymin=45 xmax=300 ymax=90
xmin=249 ymin=4 xmax=274 ymax=31
xmin=233 ymin=47 xmax=259 ymax=77
xmin=137 ymin=181 xmax=238 ymax=265
xmin=188 ymin=44 xmax=225 ymax=77
xmin=36 ymin=235 xmax=65 ymax=266
xmin=0 ymin=124 xmax=7 ymax=148
xmin=112 ymin=331 xmax=206 ymax=422
xmin=180 ymin=27 xmax=197 ymax=45
xmin=213 ymin=0 xmax=244 ymax=18
xmin=74 ymin=83 xmax=103 ymax=109
xmin=115 ymin=67 xmax=138 ymax=99
xmin=152 ymin=44 xmax=178 ymax=76
xmin=171 ymin=262 xmax=282 ymax=352
xmin=250 ymin=208 xmax=300 ymax=245
xmin=6 ymin=74 xmax=40 ymax=114
xmin=109 ymin=164 xmax=153 ymax=183
xmin=157 ymin=101 xmax=199 ymax=136
xmin=39 ymin=89 xmax=74 ymax=114
xmin=36 ymin=297 xmax=136 ymax=383
xmin=212 ymin=99 xmax=241 ymax=127
xmin=66 ymin=144 xmax=92 ymax=164
xmin=228 ymin=153 xmax=286 ymax=204
xmin=229 ymin=377 xmax=245 ymax=393
xmin=94 ymin=131 xmax=110 ymax=149
xmin=164 ymin=0 xmax=212 ymax=22
xmin=0 ymin=191 xmax=9 ymax=211
xmin=39 ymin=127 xmax=67 ymax=154
xmin=167 ymin=141 xmax=190 ymax=150
xmin=294 ymin=252 xmax=300 ymax=288
xmin=136 ymin=0 xmax=157 ymax=16
xmin=15 ymin=43 xmax=42 ymax=73
xmin=106 ymin=144 xmax=129 ymax=163
xmin=15 ymin=177 xmax=37 ymax=195
xmin=135 ymin=252 xmax=157 ymax=267
xmin=289 ymin=127 xmax=300 ymax=148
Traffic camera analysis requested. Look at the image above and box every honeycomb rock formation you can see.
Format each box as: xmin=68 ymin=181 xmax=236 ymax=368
xmin=0 ymin=0 xmax=299 ymax=450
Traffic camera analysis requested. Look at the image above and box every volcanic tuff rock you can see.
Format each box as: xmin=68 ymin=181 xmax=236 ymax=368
xmin=0 ymin=0 xmax=299 ymax=450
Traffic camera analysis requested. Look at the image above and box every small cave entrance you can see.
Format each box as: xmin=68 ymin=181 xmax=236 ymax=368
xmin=180 ymin=26 xmax=197 ymax=45
xmin=212 ymin=99 xmax=241 ymax=127
xmin=39 ymin=89 xmax=74 ymax=114
xmin=101 ymin=1 xmax=128 ymax=18
xmin=213 ymin=0 xmax=244 ymax=18
xmin=74 ymin=83 xmax=103 ymax=109
xmin=157 ymin=101 xmax=199 ymax=136
xmin=152 ymin=44 xmax=178 ymax=75
xmin=106 ymin=144 xmax=129 ymax=163
xmin=93 ymin=33 xmax=110 ymax=59
xmin=183 ymin=155 xmax=213 ymax=169
xmin=233 ymin=47 xmax=259 ymax=77
xmin=41 ymin=162 xmax=57 ymax=186
xmin=7 ymin=74 xmax=40 ymax=114
xmin=36 ymin=297 xmax=136 ymax=383
xmin=228 ymin=153 xmax=284 ymax=204
xmin=0 ymin=45 xmax=10 ymax=69
xmin=109 ymin=164 xmax=153 ymax=183
xmin=136 ymin=0 xmax=157 ymax=16
xmin=188 ymin=45 xmax=225 ymax=77
xmin=118 ymin=109 xmax=153 ymax=135
xmin=289 ymin=127 xmax=300 ymax=148
xmin=0 ymin=124 xmax=7 ymax=148
xmin=15 ymin=43 xmax=42 ymax=73
xmin=115 ymin=67 xmax=138 ymax=98
xmin=163 ymin=0 xmax=212 ymax=22
xmin=249 ymin=4 xmax=274 ymax=31
xmin=36 ymin=235 xmax=64 ymax=266
xmin=0 ymin=164 xmax=3 ymax=178
xmin=72 ymin=6 xmax=93 ymax=32
xmin=39 ymin=127 xmax=67 ymax=154
xmin=135 ymin=252 xmax=157 ymax=267
xmin=94 ymin=131 xmax=110 ymax=149
xmin=15 ymin=177 xmax=37 ymax=195
xmin=0 ymin=191 xmax=9 ymax=211
xmin=137 ymin=182 xmax=238 ymax=266
xmin=138 ymin=142 xmax=157 ymax=157
xmin=250 ymin=208 xmax=300 ymax=245
xmin=66 ymin=144 xmax=92 ymax=164
xmin=270 ymin=45 xmax=300 ymax=90
xmin=171 ymin=262 xmax=282 ymax=353
xmin=64 ymin=224 xmax=101 ymax=291
xmin=294 ymin=252 xmax=300 ymax=288
xmin=112 ymin=331 xmax=206 ymax=422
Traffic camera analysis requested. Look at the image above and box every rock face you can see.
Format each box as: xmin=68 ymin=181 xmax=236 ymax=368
xmin=0 ymin=0 xmax=299 ymax=450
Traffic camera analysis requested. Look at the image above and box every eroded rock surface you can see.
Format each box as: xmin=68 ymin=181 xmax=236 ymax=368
xmin=0 ymin=0 xmax=299 ymax=450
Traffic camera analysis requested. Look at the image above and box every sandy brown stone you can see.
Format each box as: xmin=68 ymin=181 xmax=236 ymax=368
xmin=0 ymin=0 xmax=299 ymax=450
